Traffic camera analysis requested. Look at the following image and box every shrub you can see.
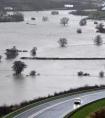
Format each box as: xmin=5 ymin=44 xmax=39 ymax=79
xmin=99 ymin=71 xmax=104 ymax=78
xmin=77 ymin=28 xmax=82 ymax=33
xmin=51 ymin=11 xmax=59 ymax=15
xmin=78 ymin=71 xmax=83 ymax=77
xmin=31 ymin=17 xmax=36 ymax=20
xmin=94 ymin=21 xmax=98 ymax=24
xmin=0 ymin=12 xmax=24 ymax=22
xmin=12 ymin=12 xmax=24 ymax=22
xmin=42 ymin=16 xmax=48 ymax=22
xmin=94 ymin=35 xmax=103 ymax=46
xmin=96 ymin=23 xmax=105 ymax=33
xmin=78 ymin=71 xmax=90 ymax=77
xmin=30 ymin=70 xmax=36 ymax=76
xmin=58 ymin=38 xmax=68 ymax=47
xmin=90 ymin=108 xmax=105 ymax=118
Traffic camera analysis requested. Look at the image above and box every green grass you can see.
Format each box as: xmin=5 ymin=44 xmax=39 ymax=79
xmin=67 ymin=98 xmax=105 ymax=118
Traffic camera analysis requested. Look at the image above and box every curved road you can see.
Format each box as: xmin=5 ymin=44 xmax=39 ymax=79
xmin=14 ymin=89 xmax=105 ymax=118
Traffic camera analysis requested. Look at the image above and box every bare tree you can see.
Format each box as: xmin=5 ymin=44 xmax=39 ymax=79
xmin=60 ymin=17 xmax=69 ymax=26
xmin=42 ymin=16 xmax=48 ymax=22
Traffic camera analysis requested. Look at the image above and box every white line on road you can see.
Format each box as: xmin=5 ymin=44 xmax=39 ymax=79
xmin=28 ymin=98 xmax=74 ymax=118
xmin=28 ymin=90 xmax=105 ymax=118
xmin=14 ymin=90 xmax=105 ymax=118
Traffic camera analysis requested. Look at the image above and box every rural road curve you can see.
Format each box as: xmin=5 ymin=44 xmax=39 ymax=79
xmin=14 ymin=89 xmax=105 ymax=118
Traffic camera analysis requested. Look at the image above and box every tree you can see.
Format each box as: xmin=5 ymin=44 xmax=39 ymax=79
xmin=12 ymin=12 xmax=24 ymax=22
xmin=12 ymin=61 xmax=26 ymax=75
xmin=94 ymin=35 xmax=103 ymax=46
xmin=0 ymin=12 xmax=24 ymax=22
xmin=60 ymin=17 xmax=69 ymax=26
xmin=5 ymin=46 xmax=18 ymax=59
xmin=58 ymin=38 xmax=68 ymax=47
xmin=30 ymin=47 xmax=37 ymax=57
xmin=79 ymin=18 xmax=87 ymax=26
xmin=99 ymin=71 xmax=104 ymax=78
xmin=42 ymin=16 xmax=48 ymax=22
xmin=0 ymin=55 xmax=2 ymax=62
xmin=96 ymin=23 xmax=105 ymax=33
xmin=30 ymin=70 xmax=36 ymax=76
xmin=78 ymin=71 xmax=83 ymax=77
xmin=77 ymin=28 xmax=82 ymax=33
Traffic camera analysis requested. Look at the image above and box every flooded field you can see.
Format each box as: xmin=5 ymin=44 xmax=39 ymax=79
xmin=0 ymin=10 xmax=105 ymax=105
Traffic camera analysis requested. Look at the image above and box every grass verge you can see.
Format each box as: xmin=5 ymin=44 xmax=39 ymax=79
xmin=3 ymin=85 xmax=105 ymax=118
xmin=65 ymin=98 xmax=105 ymax=118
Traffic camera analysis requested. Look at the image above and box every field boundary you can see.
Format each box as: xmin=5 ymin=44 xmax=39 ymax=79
xmin=21 ymin=57 xmax=105 ymax=60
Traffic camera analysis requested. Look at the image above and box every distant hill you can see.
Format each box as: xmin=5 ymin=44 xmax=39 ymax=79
xmin=0 ymin=0 xmax=103 ymax=11
xmin=0 ymin=0 xmax=66 ymax=10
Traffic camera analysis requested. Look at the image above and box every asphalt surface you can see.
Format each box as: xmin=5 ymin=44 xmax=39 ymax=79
xmin=14 ymin=89 xmax=105 ymax=118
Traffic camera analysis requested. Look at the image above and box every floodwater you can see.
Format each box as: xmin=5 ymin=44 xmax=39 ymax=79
xmin=0 ymin=10 xmax=105 ymax=105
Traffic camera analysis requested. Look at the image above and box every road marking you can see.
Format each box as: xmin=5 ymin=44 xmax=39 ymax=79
xmin=14 ymin=90 xmax=105 ymax=118
xmin=28 ymin=98 xmax=74 ymax=118
xmin=28 ymin=90 xmax=105 ymax=118
xmin=14 ymin=96 xmax=75 ymax=118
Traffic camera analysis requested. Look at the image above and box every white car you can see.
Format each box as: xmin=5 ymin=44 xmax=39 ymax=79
xmin=74 ymin=98 xmax=82 ymax=109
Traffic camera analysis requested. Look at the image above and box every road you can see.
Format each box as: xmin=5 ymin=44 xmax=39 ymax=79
xmin=14 ymin=89 xmax=105 ymax=118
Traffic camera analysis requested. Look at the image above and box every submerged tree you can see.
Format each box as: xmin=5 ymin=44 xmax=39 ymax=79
xmin=78 ymin=71 xmax=83 ymax=77
xmin=0 ymin=55 xmax=2 ymax=62
xmin=30 ymin=47 xmax=37 ymax=57
xmin=77 ymin=28 xmax=82 ymax=33
xmin=58 ymin=38 xmax=68 ymax=47
xmin=42 ymin=16 xmax=48 ymax=22
xmin=79 ymin=18 xmax=87 ymax=26
xmin=12 ymin=61 xmax=26 ymax=75
xmin=99 ymin=71 xmax=104 ymax=78
xmin=94 ymin=35 xmax=103 ymax=46
xmin=30 ymin=70 xmax=36 ymax=76
xmin=96 ymin=23 xmax=105 ymax=33
xmin=5 ymin=46 xmax=18 ymax=59
xmin=60 ymin=17 xmax=69 ymax=26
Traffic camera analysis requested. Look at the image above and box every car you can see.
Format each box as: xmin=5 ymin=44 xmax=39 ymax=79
xmin=74 ymin=98 xmax=82 ymax=109
xmin=74 ymin=98 xmax=81 ymax=105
